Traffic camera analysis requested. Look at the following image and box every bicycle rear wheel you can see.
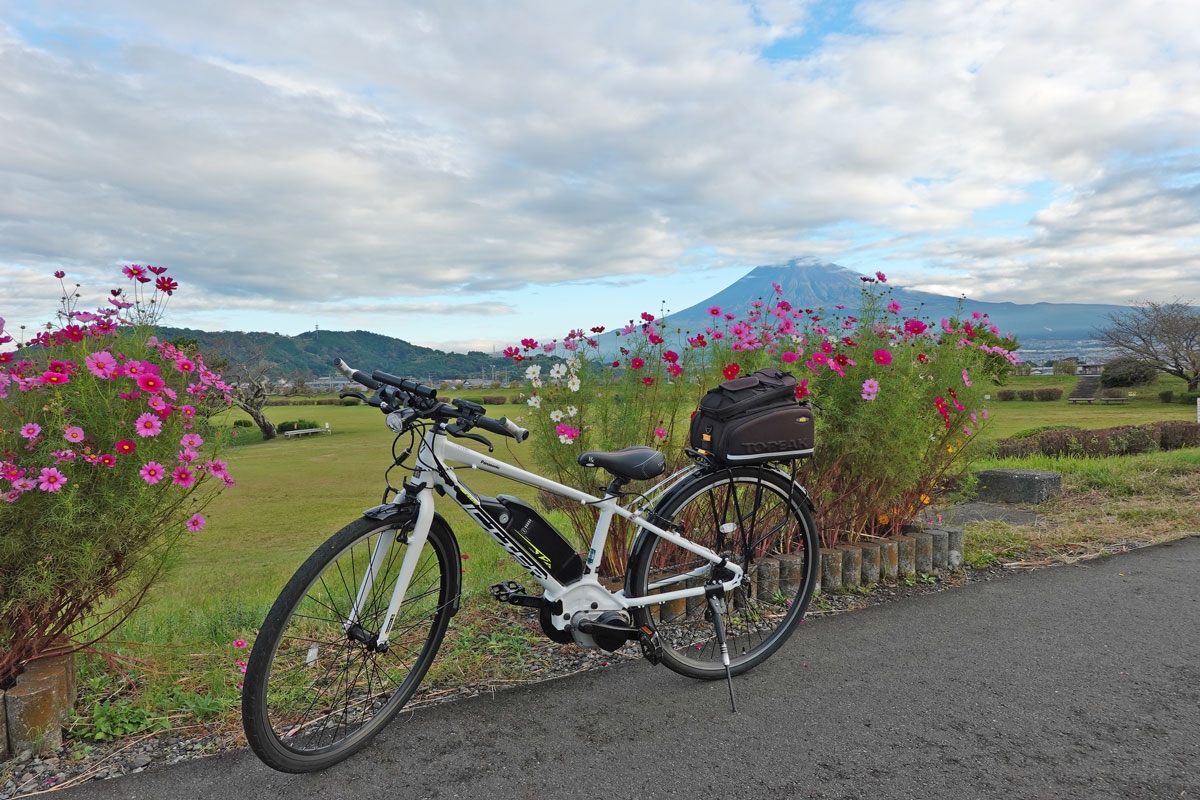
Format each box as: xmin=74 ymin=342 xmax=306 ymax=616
xmin=241 ymin=510 xmax=459 ymax=773
xmin=626 ymin=466 xmax=819 ymax=680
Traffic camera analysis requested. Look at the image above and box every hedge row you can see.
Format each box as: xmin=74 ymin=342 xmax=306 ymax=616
xmin=992 ymin=421 xmax=1200 ymax=459
xmin=265 ymin=397 xmax=361 ymax=406
xmin=1159 ymin=390 xmax=1200 ymax=405
xmin=995 ymin=388 xmax=1064 ymax=402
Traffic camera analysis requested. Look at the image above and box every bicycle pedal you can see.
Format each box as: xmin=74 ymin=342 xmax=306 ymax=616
xmin=489 ymin=581 xmax=526 ymax=602
xmin=488 ymin=581 xmax=544 ymax=609
xmin=638 ymin=626 xmax=663 ymax=666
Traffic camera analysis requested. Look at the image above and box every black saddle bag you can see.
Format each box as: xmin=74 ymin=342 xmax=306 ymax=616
xmin=689 ymin=367 xmax=814 ymax=465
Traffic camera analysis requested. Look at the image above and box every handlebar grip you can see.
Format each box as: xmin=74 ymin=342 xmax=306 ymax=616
xmin=501 ymin=417 xmax=530 ymax=443
xmin=335 ymin=358 xmax=381 ymax=391
xmin=478 ymin=415 xmax=529 ymax=443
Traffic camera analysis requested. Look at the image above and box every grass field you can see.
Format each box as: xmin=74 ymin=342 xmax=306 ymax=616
xmin=56 ymin=373 xmax=1200 ymax=743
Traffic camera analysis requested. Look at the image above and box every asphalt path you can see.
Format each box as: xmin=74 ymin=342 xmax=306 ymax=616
xmin=57 ymin=535 xmax=1200 ymax=800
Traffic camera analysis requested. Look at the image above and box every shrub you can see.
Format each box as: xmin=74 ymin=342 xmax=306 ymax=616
xmin=1100 ymin=357 xmax=1159 ymax=388
xmin=1010 ymin=425 xmax=1081 ymax=439
xmin=1099 ymin=387 xmax=1127 ymax=399
xmin=992 ymin=422 xmax=1200 ymax=459
xmin=481 ymin=395 xmax=507 ymax=405
xmin=276 ymin=419 xmax=321 ymax=431
xmin=1017 ymin=389 xmax=1036 ymax=401
xmin=0 ymin=267 xmax=234 ymax=688
xmin=341 ymin=396 xmax=361 ymax=406
xmin=997 ymin=389 xmax=1017 ymax=401
xmin=1035 ymin=387 xmax=1063 ymax=401
xmin=1159 ymin=390 xmax=1175 ymax=403
xmin=1179 ymin=392 xmax=1200 ymax=405
xmin=233 ymin=419 xmax=254 ymax=428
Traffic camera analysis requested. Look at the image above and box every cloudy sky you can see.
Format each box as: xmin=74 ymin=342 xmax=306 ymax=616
xmin=2 ymin=0 xmax=1198 ymax=353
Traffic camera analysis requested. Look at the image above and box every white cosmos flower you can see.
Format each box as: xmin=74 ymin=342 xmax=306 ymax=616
xmin=567 ymin=375 xmax=581 ymax=392
xmin=527 ymin=395 xmax=541 ymax=408
xmin=549 ymin=409 xmax=564 ymax=422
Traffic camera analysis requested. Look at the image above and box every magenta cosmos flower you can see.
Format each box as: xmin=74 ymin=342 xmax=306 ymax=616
xmin=135 ymin=413 xmax=163 ymax=437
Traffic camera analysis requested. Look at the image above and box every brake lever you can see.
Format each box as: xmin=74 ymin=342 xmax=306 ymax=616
xmin=445 ymin=424 xmax=494 ymax=452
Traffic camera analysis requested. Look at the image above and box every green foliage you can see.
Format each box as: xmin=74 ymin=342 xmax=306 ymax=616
xmin=1009 ymin=424 xmax=1081 ymax=439
xmin=993 ymin=421 xmax=1200 ymax=459
xmin=233 ymin=418 xmax=254 ymax=427
xmin=1179 ymin=392 xmax=1200 ymax=405
xmin=1160 ymin=389 xmax=1175 ymax=403
xmin=80 ymin=701 xmax=164 ymax=742
xmin=276 ymin=419 xmax=321 ymax=431
xmin=1100 ymin=357 xmax=1160 ymax=388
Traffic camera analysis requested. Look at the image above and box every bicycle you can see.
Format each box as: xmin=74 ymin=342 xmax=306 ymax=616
xmin=241 ymin=359 xmax=820 ymax=773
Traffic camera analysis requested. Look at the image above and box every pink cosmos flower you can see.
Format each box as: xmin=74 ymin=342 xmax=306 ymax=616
xmin=654 ymin=427 xmax=668 ymax=440
xmin=861 ymin=379 xmax=880 ymax=401
xmin=234 ymin=639 xmax=247 ymax=649
xmin=20 ymin=423 xmax=41 ymax=440
xmin=180 ymin=433 xmax=203 ymax=448
xmin=38 ymin=467 xmax=67 ymax=492
xmin=887 ymin=300 xmax=902 ymax=315
xmin=41 ymin=371 xmax=70 ymax=385
xmin=171 ymin=466 xmax=195 ymax=487
xmin=136 ymin=373 xmax=165 ymax=393
xmin=64 ymin=426 xmax=85 ymax=443
xmin=873 ymin=349 xmax=893 ymax=366
xmin=140 ymin=462 xmax=165 ymax=484
xmin=962 ymin=369 xmax=972 ymax=387
xmin=98 ymin=454 xmax=116 ymax=468
xmin=630 ymin=357 xmax=645 ymax=369
xmin=135 ymin=413 xmax=163 ymax=437
xmin=186 ymin=514 xmax=206 ymax=532
xmin=115 ymin=439 xmax=137 ymax=455
xmin=781 ymin=351 xmax=799 ymax=363
xmin=85 ymin=350 xmax=118 ymax=379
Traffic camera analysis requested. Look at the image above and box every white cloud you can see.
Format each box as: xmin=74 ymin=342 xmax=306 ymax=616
xmin=1 ymin=0 xmax=1198 ymax=348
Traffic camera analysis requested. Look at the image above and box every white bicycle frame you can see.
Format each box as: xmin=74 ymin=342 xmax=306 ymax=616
xmin=363 ymin=424 xmax=746 ymax=648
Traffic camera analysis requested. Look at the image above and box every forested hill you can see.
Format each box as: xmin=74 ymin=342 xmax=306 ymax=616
xmin=154 ymin=327 xmax=500 ymax=380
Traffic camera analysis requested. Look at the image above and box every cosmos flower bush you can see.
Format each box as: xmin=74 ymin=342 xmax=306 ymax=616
xmin=0 ymin=266 xmax=234 ymax=689
xmin=506 ymin=273 xmax=1019 ymax=558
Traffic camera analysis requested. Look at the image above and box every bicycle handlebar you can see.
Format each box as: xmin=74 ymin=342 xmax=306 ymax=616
xmin=334 ymin=358 xmax=529 ymax=443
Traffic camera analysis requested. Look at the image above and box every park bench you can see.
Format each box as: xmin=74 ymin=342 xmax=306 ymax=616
xmin=1098 ymin=397 xmax=1129 ymax=404
xmin=283 ymin=426 xmax=332 ymax=439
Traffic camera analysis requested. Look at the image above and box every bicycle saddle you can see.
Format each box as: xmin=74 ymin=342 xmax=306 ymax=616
xmin=576 ymin=446 xmax=666 ymax=481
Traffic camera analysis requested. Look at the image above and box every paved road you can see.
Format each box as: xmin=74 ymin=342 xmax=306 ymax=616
xmin=59 ymin=536 xmax=1200 ymax=800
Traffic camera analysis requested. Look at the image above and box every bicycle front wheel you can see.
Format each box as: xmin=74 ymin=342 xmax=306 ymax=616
xmin=241 ymin=511 xmax=459 ymax=773
xmin=626 ymin=466 xmax=819 ymax=680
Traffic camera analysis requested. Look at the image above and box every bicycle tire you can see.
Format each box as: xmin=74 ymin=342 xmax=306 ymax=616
xmin=241 ymin=510 xmax=459 ymax=773
xmin=626 ymin=466 xmax=819 ymax=680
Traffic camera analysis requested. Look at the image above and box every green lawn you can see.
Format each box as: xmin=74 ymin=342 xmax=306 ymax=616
xmin=980 ymin=374 xmax=1196 ymax=439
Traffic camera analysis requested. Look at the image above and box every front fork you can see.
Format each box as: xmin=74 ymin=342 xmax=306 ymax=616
xmin=345 ymin=489 xmax=437 ymax=650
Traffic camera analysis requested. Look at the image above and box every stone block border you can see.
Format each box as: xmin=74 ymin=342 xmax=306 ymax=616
xmin=3 ymin=646 xmax=76 ymax=760
xmin=817 ymin=524 xmax=967 ymax=597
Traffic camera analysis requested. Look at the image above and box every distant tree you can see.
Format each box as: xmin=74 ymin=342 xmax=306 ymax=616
xmin=1100 ymin=357 xmax=1160 ymax=388
xmin=226 ymin=342 xmax=279 ymax=440
xmin=1095 ymin=301 xmax=1200 ymax=392
xmin=1053 ymin=359 xmax=1078 ymax=375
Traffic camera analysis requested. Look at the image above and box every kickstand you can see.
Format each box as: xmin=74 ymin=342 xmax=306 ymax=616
xmin=705 ymin=585 xmax=738 ymax=713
